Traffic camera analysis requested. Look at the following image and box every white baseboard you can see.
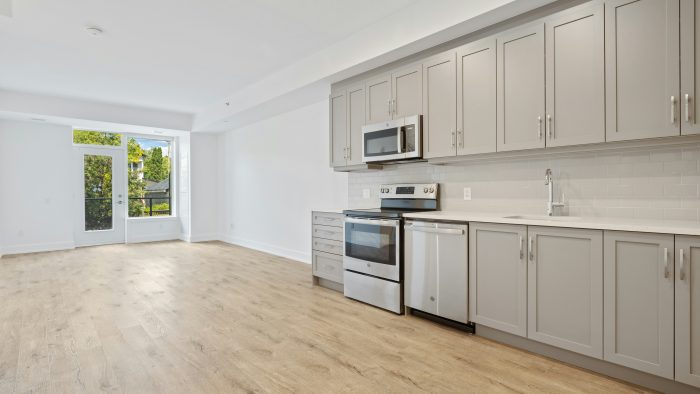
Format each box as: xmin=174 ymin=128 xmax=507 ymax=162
xmin=0 ymin=241 xmax=75 ymax=256
xmin=187 ymin=233 xmax=220 ymax=243
xmin=126 ymin=233 xmax=181 ymax=244
xmin=221 ymin=234 xmax=310 ymax=264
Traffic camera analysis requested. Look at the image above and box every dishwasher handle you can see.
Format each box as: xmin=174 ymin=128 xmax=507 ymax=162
xmin=405 ymin=224 xmax=464 ymax=235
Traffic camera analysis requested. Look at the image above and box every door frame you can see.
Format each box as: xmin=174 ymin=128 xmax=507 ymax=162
xmin=74 ymin=145 xmax=127 ymax=247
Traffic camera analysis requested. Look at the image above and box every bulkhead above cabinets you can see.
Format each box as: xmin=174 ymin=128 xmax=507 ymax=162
xmin=330 ymin=0 xmax=700 ymax=171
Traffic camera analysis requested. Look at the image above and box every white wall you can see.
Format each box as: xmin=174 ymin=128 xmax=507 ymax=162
xmin=0 ymin=119 xmax=75 ymax=254
xmin=189 ymin=133 xmax=219 ymax=241
xmin=219 ymin=99 xmax=348 ymax=263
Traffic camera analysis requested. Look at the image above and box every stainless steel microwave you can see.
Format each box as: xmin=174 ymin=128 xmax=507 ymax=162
xmin=362 ymin=115 xmax=422 ymax=163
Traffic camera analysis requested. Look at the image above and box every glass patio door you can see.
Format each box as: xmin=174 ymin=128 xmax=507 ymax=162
xmin=74 ymin=147 xmax=126 ymax=246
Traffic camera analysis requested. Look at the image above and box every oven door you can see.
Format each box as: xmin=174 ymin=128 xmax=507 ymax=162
xmin=343 ymin=217 xmax=400 ymax=281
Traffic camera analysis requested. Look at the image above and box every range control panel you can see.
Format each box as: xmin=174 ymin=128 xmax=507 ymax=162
xmin=379 ymin=183 xmax=438 ymax=200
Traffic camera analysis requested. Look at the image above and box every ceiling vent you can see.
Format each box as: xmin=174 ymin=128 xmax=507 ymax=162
xmin=0 ymin=0 xmax=12 ymax=18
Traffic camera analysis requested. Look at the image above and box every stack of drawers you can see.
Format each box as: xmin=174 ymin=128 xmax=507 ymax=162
xmin=311 ymin=211 xmax=344 ymax=291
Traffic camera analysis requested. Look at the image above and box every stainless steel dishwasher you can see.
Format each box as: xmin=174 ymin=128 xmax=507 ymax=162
xmin=404 ymin=220 xmax=469 ymax=324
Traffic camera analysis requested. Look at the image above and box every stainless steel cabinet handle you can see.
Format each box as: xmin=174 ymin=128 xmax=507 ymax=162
xmin=671 ymin=96 xmax=677 ymax=124
xmin=451 ymin=130 xmax=456 ymax=148
xmin=387 ymin=99 xmax=391 ymax=117
xmin=392 ymin=99 xmax=396 ymax=116
xmin=346 ymin=147 xmax=351 ymax=159
xmin=457 ymin=128 xmax=464 ymax=148
xmin=405 ymin=225 xmax=464 ymax=235
xmin=663 ymin=248 xmax=669 ymax=278
xmin=680 ymin=248 xmax=686 ymax=281
xmin=685 ymin=94 xmax=691 ymax=123
xmin=519 ymin=235 xmax=524 ymax=259
xmin=528 ymin=236 xmax=534 ymax=261
xmin=537 ymin=116 xmax=543 ymax=139
xmin=547 ymin=114 xmax=553 ymax=138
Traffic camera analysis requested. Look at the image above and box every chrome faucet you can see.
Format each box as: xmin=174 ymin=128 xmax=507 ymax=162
xmin=544 ymin=169 xmax=565 ymax=216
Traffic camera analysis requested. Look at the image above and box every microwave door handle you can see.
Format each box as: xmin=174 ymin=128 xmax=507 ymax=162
xmin=397 ymin=127 xmax=404 ymax=154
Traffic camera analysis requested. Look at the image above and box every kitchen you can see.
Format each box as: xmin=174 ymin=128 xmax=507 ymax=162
xmin=313 ymin=0 xmax=700 ymax=392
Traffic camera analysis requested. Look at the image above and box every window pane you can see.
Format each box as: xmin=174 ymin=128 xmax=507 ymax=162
xmin=127 ymin=137 xmax=172 ymax=217
xmin=84 ymin=155 xmax=113 ymax=231
xmin=73 ymin=129 xmax=122 ymax=146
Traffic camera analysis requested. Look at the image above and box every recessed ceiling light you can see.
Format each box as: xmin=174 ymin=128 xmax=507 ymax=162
xmin=86 ymin=26 xmax=104 ymax=37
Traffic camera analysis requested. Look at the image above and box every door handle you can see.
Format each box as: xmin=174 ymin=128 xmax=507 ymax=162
xmin=451 ymin=130 xmax=456 ymax=148
xmin=685 ymin=94 xmax=691 ymax=123
xmin=457 ymin=128 xmax=464 ymax=148
xmin=663 ymin=248 xmax=669 ymax=278
xmin=537 ymin=116 xmax=543 ymax=139
xmin=117 ymin=200 xmax=123 ymax=205
xmin=680 ymin=248 xmax=686 ymax=281
xmin=528 ymin=236 xmax=534 ymax=261
xmin=519 ymin=235 xmax=524 ymax=259
xmin=547 ymin=114 xmax=553 ymax=139
xmin=392 ymin=99 xmax=396 ymax=116
xmin=671 ymin=96 xmax=677 ymax=124
xmin=387 ymin=99 xmax=391 ymax=117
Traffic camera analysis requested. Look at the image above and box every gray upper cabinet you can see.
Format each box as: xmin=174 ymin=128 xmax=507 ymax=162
xmin=422 ymin=51 xmax=457 ymax=159
xmin=469 ymin=223 xmax=527 ymax=336
xmin=527 ymin=227 xmax=603 ymax=359
xmin=346 ymin=83 xmax=365 ymax=166
xmin=675 ymin=235 xmax=700 ymax=388
xmin=603 ymin=231 xmax=675 ymax=379
xmin=605 ymin=0 xmax=680 ymax=142
xmin=329 ymin=89 xmax=348 ymax=167
xmin=497 ymin=22 xmax=546 ymax=152
xmin=365 ymin=74 xmax=391 ymax=123
xmin=405 ymin=221 xmax=468 ymax=323
xmin=391 ymin=64 xmax=422 ymax=119
xmin=545 ymin=2 xmax=605 ymax=147
xmin=457 ymin=38 xmax=497 ymax=156
xmin=681 ymin=0 xmax=700 ymax=135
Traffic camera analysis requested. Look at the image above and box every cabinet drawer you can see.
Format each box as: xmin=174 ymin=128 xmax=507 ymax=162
xmin=312 ymin=225 xmax=343 ymax=241
xmin=313 ymin=251 xmax=343 ymax=283
xmin=312 ymin=212 xmax=344 ymax=227
xmin=313 ymin=237 xmax=343 ymax=255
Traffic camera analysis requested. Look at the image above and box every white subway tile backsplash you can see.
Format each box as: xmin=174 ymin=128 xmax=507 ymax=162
xmin=348 ymin=145 xmax=700 ymax=222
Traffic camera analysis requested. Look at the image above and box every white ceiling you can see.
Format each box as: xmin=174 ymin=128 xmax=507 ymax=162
xmin=0 ymin=0 xmax=418 ymax=113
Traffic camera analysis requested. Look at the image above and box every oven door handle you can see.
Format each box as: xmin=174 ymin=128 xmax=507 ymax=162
xmin=405 ymin=225 xmax=464 ymax=235
xmin=345 ymin=217 xmax=400 ymax=227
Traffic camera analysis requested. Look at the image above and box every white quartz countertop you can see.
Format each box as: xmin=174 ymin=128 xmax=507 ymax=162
xmin=403 ymin=211 xmax=700 ymax=236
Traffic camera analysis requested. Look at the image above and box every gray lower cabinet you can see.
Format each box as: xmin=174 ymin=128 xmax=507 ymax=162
xmin=675 ymin=235 xmax=700 ymax=388
xmin=603 ymin=231 xmax=675 ymax=379
xmin=311 ymin=211 xmax=344 ymax=290
xmin=496 ymin=22 xmax=546 ymax=152
xmin=605 ymin=0 xmax=680 ymax=141
xmin=469 ymin=223 xmax=527 ymax=336
xmin=405 ymin=221 xmax=468 ymax=323
xmin=545 ymin=2 xmax=605 ymax=147
xmin=527 ymin=227 xmax=603 ymax=358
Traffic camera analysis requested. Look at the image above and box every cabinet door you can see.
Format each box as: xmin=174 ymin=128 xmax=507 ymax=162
xmin=545 ymin=3 xmax=605 ymax=147
xmin=329 ymin=89 xmax=347 ymax=167
xmin=528 ymin=227 xmax=603 ymax=358
xmin=469 ymin=223 xmax=527 ymax=336
xmin=676 ymin=235 xmax=700 ymax=388
xmin=436 ymin=223 xmax=468 ymax=324
xmin=365 ymin=75 xmax=391 ymax=123
xmin=346 ymin=83 xmax=365 ymax=166
xmin=457 ymin=37 xmax=497 ymax=156
xmin=391 ymin=64 xmax=422 ymax=119
xmin=681 ymin=0 xmax=700 ymax=135
xmin=423 ymin=51 xmax=457 ymax=159
xmin=497 ymin=23 xmax=546 ymax=152
xmin=405 ymin=222 xmax=438 ymax=315
xmin=603 ymin=231 xmax=674 ymax=379
xmin=605 ymin=0 xmax=680 ymax=141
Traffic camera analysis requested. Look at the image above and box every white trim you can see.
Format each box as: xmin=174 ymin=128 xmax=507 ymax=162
xmin=0 ymin=241 xmax=75 ymax=256
xmin=126 ymin=233 xmax=181 ymax=244
xmin=221 ymin=235 xmax=310 ymax=264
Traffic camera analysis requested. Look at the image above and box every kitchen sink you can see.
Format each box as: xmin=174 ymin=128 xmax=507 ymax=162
xmin=504 ymin=215 xmax=581 ymax=221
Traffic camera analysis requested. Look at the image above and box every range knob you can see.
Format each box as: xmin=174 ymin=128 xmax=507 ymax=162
xmin=429 ymin=187 xmax=435 ymax=193
xmin=423 ymin=187 xmax=429 ymax=193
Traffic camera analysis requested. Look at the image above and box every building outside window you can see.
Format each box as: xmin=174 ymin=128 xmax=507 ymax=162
xmin=127 ymin=137 xmax=172 ymax=217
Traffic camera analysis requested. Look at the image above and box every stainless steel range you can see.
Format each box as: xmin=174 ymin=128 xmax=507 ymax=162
xmin=342 ymin=183 xmax=438 ymax=314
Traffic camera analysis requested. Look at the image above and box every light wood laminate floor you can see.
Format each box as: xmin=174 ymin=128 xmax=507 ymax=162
xmin=0 ymin=241 xmax=650 ymax=393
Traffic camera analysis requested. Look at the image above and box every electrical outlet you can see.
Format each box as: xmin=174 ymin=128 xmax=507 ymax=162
xmin=362 ymin=189 xmax=371 ymax=199
xmin=463 ymin=187 xmax=472 ymax=201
